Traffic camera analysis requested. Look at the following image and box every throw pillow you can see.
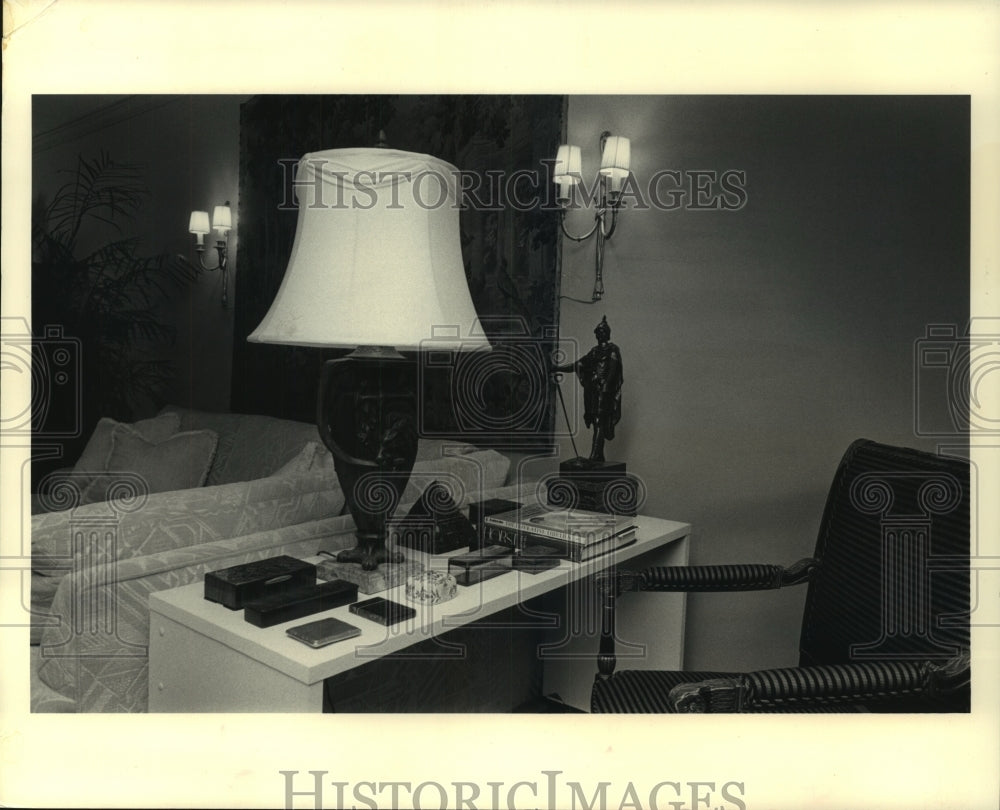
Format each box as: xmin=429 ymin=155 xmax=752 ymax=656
xmin=83 ymin=426 xmax=219 ymax=502
xmin=311 ymin=444 xmax=335 ymax=471
xmin=271 ymin=442 xmax=322 ymax=477
xmin=271 ymin=441 xmax=337 ymax=477
xmin=270 ymin=439 xmax=478 ymax=478
xmin=415 ymin=438 xmax=478 ymax=462
xmin=73 ymin=412 xmax=181 ymax=479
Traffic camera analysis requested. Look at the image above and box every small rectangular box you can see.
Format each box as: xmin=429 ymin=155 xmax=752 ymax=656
xmin=204 ymin=555 xmax=317 ymax=610
xmin=389 ymin=514 xmax=473 ymax=555
xmin=448 ymin=544 xmax=514 ymax=586
xmin=349 ymin=596 xmax=417 ymax=626
xmin=512 ymin=544 xmax=561 ymax=574
xmin=243 ymin=579 xmax=358 ymax=628
xmin=286 ymin=617 xmax=361 ymax=648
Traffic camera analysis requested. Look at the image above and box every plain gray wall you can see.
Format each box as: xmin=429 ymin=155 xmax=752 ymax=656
xmin=556 ymin=95 xmax=969 ymax=672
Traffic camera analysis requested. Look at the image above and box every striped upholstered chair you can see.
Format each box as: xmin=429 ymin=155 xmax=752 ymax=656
xmin=591 ymin=439 xmax=971 ymax=713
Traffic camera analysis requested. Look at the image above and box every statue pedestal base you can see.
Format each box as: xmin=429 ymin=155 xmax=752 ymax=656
xmin=546 ymin=459 xmax=639 ymax=516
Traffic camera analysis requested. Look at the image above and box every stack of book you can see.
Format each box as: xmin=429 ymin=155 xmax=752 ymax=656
xmin=482 ymin=503 xmax=637 ymax=563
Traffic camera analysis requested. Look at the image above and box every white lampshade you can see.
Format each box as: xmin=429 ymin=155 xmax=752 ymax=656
xmin=248 ymin=148 xmax=490 ymax=352
xmin=553 ymin=144 xmax=582 ymax=204
xmin=212 ymin=204 xmax=232 ymax=234
xmin=553 ymin=144 xmax=582 ymax=182
xmin=188 ymin=210 xmax=210 ymax=234
xmin=599 ymin=136 xmax=631 ymax=192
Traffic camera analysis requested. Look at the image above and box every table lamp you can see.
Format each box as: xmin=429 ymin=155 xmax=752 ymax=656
xmin=249 ymin=148 xmax=489 ymax=570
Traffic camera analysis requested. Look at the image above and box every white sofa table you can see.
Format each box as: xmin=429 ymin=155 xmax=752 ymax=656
xmin=148 ymin=515 xmax=690 ymax=712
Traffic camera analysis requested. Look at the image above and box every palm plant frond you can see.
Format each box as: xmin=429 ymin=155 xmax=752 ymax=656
xmin=44 ymin=152 xmax=147 ymax=249
xmin=33 ymin=152 xmax=203 ymax=424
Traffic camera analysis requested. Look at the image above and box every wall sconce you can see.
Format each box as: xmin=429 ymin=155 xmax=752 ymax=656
xmin=188 ymin=201 xmax=232 ymax=307
xmin=553 ymin=132 xmax=631 ymax=301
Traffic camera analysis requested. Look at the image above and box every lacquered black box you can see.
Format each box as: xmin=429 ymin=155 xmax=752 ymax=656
xmin=243 ymin=579 xmax=359 ymax=628
xmin=204 ymin=555 xmax=317 ymax=610
xmin=448 ymin=544 xmax=513 ymax=586
xmin=512 ymin=544 xmax=561 ymax=574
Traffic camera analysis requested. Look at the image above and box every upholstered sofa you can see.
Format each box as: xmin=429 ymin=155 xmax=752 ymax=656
xmin=30 ymin=406 xmax=512 ymax=712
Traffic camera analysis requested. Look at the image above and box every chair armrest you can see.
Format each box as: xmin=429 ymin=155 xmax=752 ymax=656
xmin=595 ymin=558 xmax=818 ymax=678
xmin=667 ymin=652 xmax=970 ymax=712
xmin=599 ymin=557 xmax=818 ymax=595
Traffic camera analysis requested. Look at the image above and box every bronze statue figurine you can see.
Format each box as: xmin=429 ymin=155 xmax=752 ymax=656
xmin=554 ymin=315 xmax=623 ymax=465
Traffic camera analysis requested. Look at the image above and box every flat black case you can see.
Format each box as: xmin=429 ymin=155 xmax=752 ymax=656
xmin=512 ymin=544 xmax=561 ymax=574
xmin=448 ymin=544 xmax=514 ymax=586
xmin=243 ymin=579 xmax=358 ymax=628
xmin=204 ymin=555 xmax=317 ymax=610
xmin=349 ymin=596 xmax=417 ymax=626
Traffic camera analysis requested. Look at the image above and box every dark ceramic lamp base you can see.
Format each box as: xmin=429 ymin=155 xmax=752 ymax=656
xmin=317 ymin=347 xmax=419 ymax=572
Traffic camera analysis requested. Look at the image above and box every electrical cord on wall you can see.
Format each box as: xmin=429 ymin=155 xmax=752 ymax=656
xmin=559 ymin=294 xmax=599 ymax=305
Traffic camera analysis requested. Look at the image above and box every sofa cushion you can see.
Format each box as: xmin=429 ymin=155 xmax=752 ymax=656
xmin=402 ymin=448 xmax=511 ymax=505
xmin=82 ymin=427 xmax=218 ymax=502
xmin=414 ymin=438 xmax=478 ymax=462
xmin=161 ymin=405 xmax=489 ymax=486
xmin=73 ymin=412 xmax=181 ymax=482
xmin=272 ymin=441 xmax=325 ymax=477
xmin=163 ymin=407 xmax=319 ymax=485
xmin=220 ymin=415 xmax=320 ymax=483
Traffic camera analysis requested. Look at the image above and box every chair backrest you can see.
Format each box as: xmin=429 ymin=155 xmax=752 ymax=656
xmin=800 ymin=440 xmax=969 ymax=679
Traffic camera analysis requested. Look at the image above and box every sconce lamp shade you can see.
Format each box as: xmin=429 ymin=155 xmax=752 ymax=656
xmin=554 ymin=144 xmax=582 ymax=183
xmin=599 ymin=136 xmax=631 ymax=194
xmin=599 ymin=136 xmax=631 ymax=181
xmin=188 ymin=210 xmax=210 ymax=235
xmin=212 ymin=204 xmax=233 ymax=234
xmin=248 ymin=148 xmax=489 ymax=352
xmin=554 ymin=144 xmax=582 ymax=204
